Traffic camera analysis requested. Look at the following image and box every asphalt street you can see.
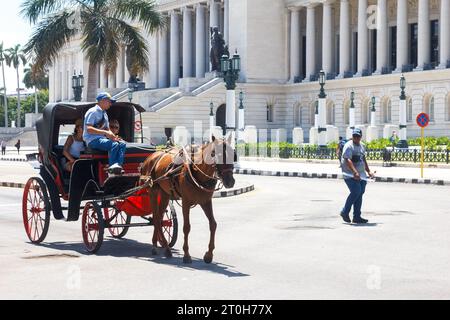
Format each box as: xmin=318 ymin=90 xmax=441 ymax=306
xmin=0 ymin=176 xmax=449 ymax=299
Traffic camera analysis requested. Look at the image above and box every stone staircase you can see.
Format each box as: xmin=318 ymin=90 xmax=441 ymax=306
xmin=0 ymin=128 xmax=38 ymax=146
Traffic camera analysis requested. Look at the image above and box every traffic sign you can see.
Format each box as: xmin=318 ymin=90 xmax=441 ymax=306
xmin=416 ymin=112 xmax=429 ymax=128
xmin=134 ymin=120 xmax=142 ymax=131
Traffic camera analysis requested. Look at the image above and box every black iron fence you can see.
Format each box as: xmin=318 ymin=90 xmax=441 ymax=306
xmin=241 ymin=146 xmax=450 ymax=164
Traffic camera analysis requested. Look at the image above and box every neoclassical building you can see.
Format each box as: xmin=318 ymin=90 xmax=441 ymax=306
xmin=49 ymin=0 xmax=450 ymax=143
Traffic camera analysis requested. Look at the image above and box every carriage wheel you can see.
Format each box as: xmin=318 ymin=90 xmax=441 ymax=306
xmin=104 ymin=207 xmax=131 ymax=239
xmin=82 ymin=202 xmax=104 ymax=254
xmin=22 ymin=177 xmax=51 ymax=244
xmin=159 ymin=201 xmax=178 ymax=248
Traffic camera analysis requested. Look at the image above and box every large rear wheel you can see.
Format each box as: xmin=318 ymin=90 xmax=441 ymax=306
xmin=22 ymin=177 xmax=51 ymax=243
xmin=82 ymin=202 xmax=104 ymax=254
xmin=159 ymin=201 xmax=178 ymax=248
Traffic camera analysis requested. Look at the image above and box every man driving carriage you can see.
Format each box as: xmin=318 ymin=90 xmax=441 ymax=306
xmin=83 ymin=92 xmax=126 ymax=174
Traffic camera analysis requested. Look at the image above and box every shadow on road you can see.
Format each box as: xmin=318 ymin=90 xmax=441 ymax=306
xmin=37 ymin=237 xmax=250 ymax=278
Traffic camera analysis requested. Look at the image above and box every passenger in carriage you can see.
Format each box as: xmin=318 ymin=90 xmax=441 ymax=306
xmin=62 ymin=118 xmax=85 ymax=172
xmin=109 ymin=119 xmax=122 ymax=140
xmin=83 ymin=92 xmax=126 ymax=174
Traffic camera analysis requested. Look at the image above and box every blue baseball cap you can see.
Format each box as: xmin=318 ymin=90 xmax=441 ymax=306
xmin=352 ymin=128 xmax=362 ymax=137
xmin=96 ymin=92 xmax=116 ymax=103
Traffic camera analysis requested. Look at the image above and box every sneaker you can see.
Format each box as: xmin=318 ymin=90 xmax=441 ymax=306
xmin=352 ymin=217 xmax=369 ymax=224
xmin=109 ymin=163 xmax=124 ymax=175
xmin=340 ymin=212 xmax=351 ymax=223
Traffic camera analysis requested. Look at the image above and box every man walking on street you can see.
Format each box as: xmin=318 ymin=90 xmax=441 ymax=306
xmin=340 ymin=128 xmax=375 ymax=224
xmin=1 ymin=140 xmax=6 ymax=156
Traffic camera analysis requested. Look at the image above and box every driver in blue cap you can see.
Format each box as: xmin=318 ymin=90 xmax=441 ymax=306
xmin=83 ymin=92 xmax=126 ymax=174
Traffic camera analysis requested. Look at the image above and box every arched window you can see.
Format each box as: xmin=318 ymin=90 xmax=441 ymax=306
xmin=383 ymin=99 xmax=392 ymax=123
xmin=362 ymin=99 xmax=369 ymax=124
xmin=430 ymin=96 xmax=435 ymax=121
xmin=407 ymin=97 xmax=413 ymax=122
xmin=327 ymin=102 xmax=335 ymax=125
xmin=343 ymin=100 xmax=350 ymax=125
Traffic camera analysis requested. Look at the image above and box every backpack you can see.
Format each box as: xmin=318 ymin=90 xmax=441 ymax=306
xmin=338 ymin=139 xmax=347 ymax=155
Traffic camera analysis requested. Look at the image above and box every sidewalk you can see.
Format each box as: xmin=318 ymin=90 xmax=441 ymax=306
xmin=236 ymin=158 xmax=450 ymax=186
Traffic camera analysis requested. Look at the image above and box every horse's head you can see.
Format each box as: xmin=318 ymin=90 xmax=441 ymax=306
xmin=204 ymin=135 xmax=236 ymax=189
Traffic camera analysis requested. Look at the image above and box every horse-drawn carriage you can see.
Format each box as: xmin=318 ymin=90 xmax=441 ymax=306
xmin=23 ymin=102 xmax=177 ymax=253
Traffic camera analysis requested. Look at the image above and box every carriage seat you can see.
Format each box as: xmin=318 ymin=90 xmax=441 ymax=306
xmin=83 ymin=143 xmax=157 ymax=156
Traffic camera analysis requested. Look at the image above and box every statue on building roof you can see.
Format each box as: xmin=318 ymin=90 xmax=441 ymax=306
xmin=210 ymin=26 xmax=228 ymax=72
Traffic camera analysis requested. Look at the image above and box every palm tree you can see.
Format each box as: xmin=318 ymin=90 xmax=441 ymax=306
xmin=0 ymin=42 xmax=8 ymax=127
xmin=5 ymin=44 xmax=27 ymax=128
xmin=21 ymin=0 xmax=165 ymax=102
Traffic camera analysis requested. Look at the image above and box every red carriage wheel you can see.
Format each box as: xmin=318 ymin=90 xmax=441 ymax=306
xmin=82 ymin=202 xmax=104 ymax=254
xmin=104 ymin=206 xmax=131 ymax=238
xmin=159 ymin=201 xmax=178 ymax=248
xmin=22 ymin=177 xmax=51 ymax=243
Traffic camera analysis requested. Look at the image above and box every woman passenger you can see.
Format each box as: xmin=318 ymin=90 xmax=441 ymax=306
xmin=63 ymin=119 xmax=85 ymax=172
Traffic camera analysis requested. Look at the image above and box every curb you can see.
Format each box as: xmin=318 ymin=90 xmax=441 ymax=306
xmin=0 ymin=158 xmax=27 ymax=162
xmin=234 ymin=169 xmax=449 ymax=186
xmin=0 ymin=180 xmax=255 ymax=198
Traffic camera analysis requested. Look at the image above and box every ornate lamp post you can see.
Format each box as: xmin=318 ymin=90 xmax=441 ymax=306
xmin=370 ymin=96 xmax=376 ymax=127
xmin=398 ymin=74 xmax=408 ymax=148
xmin=317 ymin=70 xmax=327 ymax=147
xmin=209 ymin=101 xmax=215 ymax=142
xmin=72 ymin=70 xmax=84 ymax=102
xmin=128 ymin=89 xmax=133 ymax=103
xmin=314 ymin=100 xmax=319 ymax=128
xmin=220 ymin=49 xmax=240 ymax=137
xmin=238 ymin=90 xmax=245 ymax=142
xmin=349 ymin=90 xmax=356 ymax=130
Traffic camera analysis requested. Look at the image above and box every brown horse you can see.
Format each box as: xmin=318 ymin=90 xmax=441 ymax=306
xmin=140 ymin=135 xmax=236 ymax=264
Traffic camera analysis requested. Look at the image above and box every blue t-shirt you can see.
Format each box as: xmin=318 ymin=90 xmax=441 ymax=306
xmin=83 ymin=105 xmax=109 ymax=145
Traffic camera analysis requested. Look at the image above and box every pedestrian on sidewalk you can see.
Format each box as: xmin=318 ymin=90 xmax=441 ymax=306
xmin=340 ymin=128 xmax=375 ymax=224
xmin=14 ymin=139 xmax=20 ymax=155
xmin=1 ymin=140 xmax=6 ymax=156
xmin=336 ymin=136 xmax=346 ymax=168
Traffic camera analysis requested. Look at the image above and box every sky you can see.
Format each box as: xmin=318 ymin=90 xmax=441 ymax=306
xmin=0 ymin=1 xmax=33 ymax=94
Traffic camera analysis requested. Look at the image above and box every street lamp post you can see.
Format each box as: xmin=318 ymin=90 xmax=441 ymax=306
xmin=238 ymin=90 xmax=245 ymax=142
xmin=370 ymin=96 xmax=376 ymax=127
xmin=220 ymin=50 xmax=240 ymax=138
xmin=398 ymin=74 xmax=408 ymax=148
xmin=317 ymin=70 xmax=327 ymax=147
xmin=314 ymin=100 xmax=319 ymax=128
xmin=209 ymin=101 xmax=215 ymax=142
xmin=72 ymin=70 xmax=84 ymax=102
xmin=349 ymin=90 xmax=355 ymax=130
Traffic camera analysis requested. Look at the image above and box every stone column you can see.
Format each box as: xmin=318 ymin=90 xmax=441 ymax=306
xmin=304 ymin=5 xmax=316 ymax=81
xmin=416 ymin=0 xmax=430 ymax=70
xmin=209 ymin=0 xmax=220 ymax=28
xmin=338 ymin=0 xmax=351 ymax=78
xmin=149 ymin=36 xmax=158 ymax=88
xmin=108 ymin=67 xmax=116 ymax=89
xmin=158 ymin=24 xmax=169 ymax=88
xmin=116 ymin=46 xmax=124 ymax=88
xmin=374 ymin=0 xmax=388 ymax=74
xmin=100 ymin=64 xmax=107 ymax=89
xmin=439 ymin=0 xmax=450 ymax=68
xmin=290 ymin=8 xmax=301 ymax=82
xmin=356 ymin=0 xmax=368 ymax=76
xmin=170 ymin=10 xmax=180 ymax=87
xmin=224 ymin=0 xmax=229 ymax=43
xmin=395 ymin=0 xmax=408 ymax=72
xmin=183 ymin=7 xmax=194 ymax=78
xmin=196 ymin=4 xmax=206 ymax=78
xmin=322 ymin=1 xmax=334 ymax=76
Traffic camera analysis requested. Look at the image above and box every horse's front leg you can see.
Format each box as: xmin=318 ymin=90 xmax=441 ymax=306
xmin=182 ymin=201 xmax=192 ymax=264
xmin=200 ymin=200 xmax=216 ymax=264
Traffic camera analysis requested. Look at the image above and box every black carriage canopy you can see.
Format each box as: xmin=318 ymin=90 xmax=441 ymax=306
xmin=36 ymin=102 xmax=146 ymax=155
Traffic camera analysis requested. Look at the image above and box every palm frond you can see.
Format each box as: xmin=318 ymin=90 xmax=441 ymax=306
xmin=23 ymin=10 xmax=76 ymax=73
xmin=110 ymin=0 xmax=165 ymax=34
xmin=20 ymin=0 xmax=71 ymax=23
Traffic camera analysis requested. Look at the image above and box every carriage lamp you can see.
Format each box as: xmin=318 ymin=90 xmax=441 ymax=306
xmin=72 ymin=70 xmax=84 ymax=102
xmin=371 ymin=96 xmax=376 ymax=112
xmin=318 ymin=70 xmax=326 ymax=99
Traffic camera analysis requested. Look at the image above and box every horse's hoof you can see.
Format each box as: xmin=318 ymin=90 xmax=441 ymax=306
xmin=165 ymin=248 xmax=172 ymax=258
xmin=151 ymin=247 xmax=158 ymax=256
xmin=203 ymin=253 xmax=213 ymax=264
xmin=183 ymin=256 xmax=192 ymax=264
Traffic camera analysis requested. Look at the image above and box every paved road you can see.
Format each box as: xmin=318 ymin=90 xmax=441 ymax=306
xmin=1 ymin=176 xmax=449 ymax=299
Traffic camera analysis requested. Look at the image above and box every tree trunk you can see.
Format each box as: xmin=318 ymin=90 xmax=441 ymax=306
xmin=86 ymin=62 xmax=98 ymax=102
xmin=1 ymin=61 xmax=7 ymax=127
xmin=16 ymin=68 xmax=21 ymax=128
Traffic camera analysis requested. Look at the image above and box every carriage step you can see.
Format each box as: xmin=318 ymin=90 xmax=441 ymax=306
xmin=109 ymin=223 xmax=152 ymax=228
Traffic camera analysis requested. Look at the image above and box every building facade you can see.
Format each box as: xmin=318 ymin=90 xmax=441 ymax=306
xmin=49 ymin=0 xmax=450 ymax=143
